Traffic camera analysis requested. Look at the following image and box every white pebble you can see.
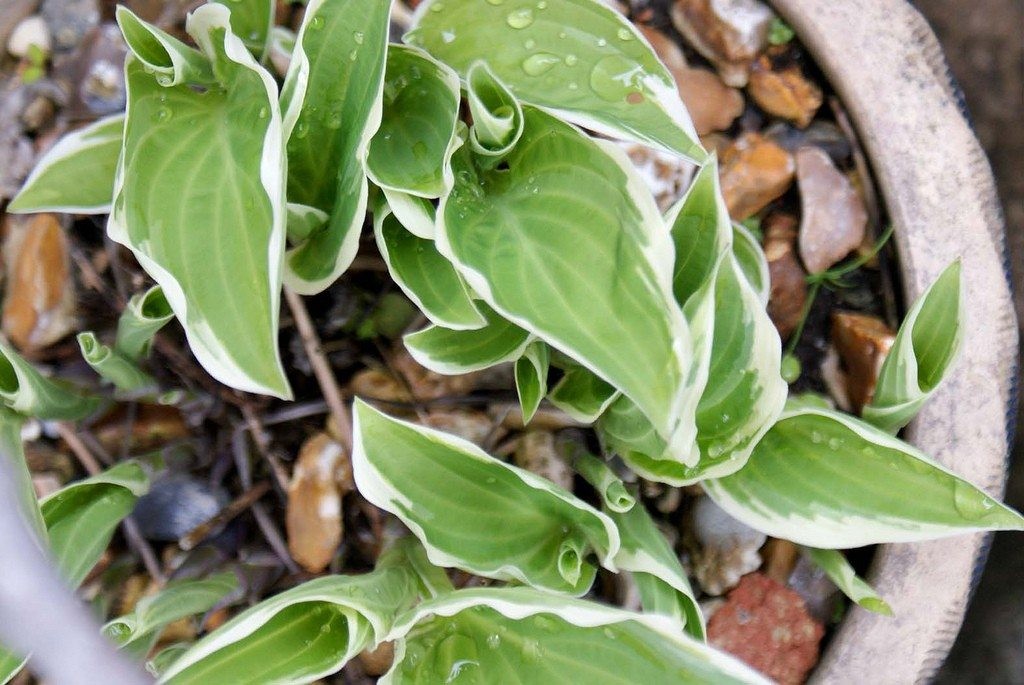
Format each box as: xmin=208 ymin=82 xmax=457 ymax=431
xmin=8 ymin=16 xmax=51 ymax=58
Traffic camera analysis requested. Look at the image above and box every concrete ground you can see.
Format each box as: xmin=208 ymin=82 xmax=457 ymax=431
xmin=911 ymin=1 xmax=1024 ymax=682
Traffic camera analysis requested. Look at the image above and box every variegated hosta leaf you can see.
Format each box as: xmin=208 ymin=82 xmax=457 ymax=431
xmin=352 ymin=400 xmax=619 ymax=595
xmin=379 ymin=189 xmax=437 ymax=239
xmin=388 ymin=536 xmax=455 ymax=599
xmin=115 ymin=285 xmax=174 ymax=362
xmin=514 ymin=341 xmax=549 ymax=424
xmin=8 ymin=114 xmax=123 ymax=214
xmin=406 ymin=0 xmax=706 ymax=162
xmin=279 ymin=0 xmax=389 ymax=293
xmin=211 ymin=0 xmax=274 ymax=58
xmin=0 ymin=341 xmax=99 ymax=420
xmin=0 ymin=408 xmax=45 ymax=541
xmin=863 ymin=260 xmax=963 ymax=433
xmin=548 ymin=364 xmax=619 ymax=423
xmin=366 ymin=45 xmax=461 ymax=198
xmin=403 ymin=302 xmax=530 ymax=374
xmin=104 ymin=572 xmax=239 ymax=657
xmin=381 ymin=588 xmax=765 ymax=684
xmin=110 ymin=6 xmax=290 ymax=398
xmin=465 ymin=61 xmax=524 ymax=160
xmin=285 ymin=202 xmax=328 ymax=243
xmin=573 ymin=451 xmax=634 ymax=513
xmin=158 ymin=561 xmax=418 ymax=685
xmin=703 ymin=407 xmax=1024 ymax=547
xmin=438 ymin=107 xmax=699 ymax=461
xmin=731 ymin=222 xmax=769 ymax=306
xmin=78 ymin=332 xmax=155 ymax=392
xmin=147 ymin=645 xmax=191 ymax=679
xmin=115 ymin=7 xmax=213 ymax=87
xmin=608 ymin=500 xmax=704 ymax=640
xmin=373 ymin=208 xmax=484 ymax=330
xmin=41 ymin=460 xmax=150 ymax=585
xmin=802 ymin=547 xmax=891 ymax=616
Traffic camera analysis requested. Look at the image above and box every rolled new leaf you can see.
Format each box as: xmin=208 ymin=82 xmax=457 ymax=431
xmin=437 ymin=107 xmax=700 ymax=462
xmin=863 ymin=260 xmax=963 ymax=433
xmin=373 ymin=209 xmax=485 ymax=331
xmin=115 ymin=7 xmax=212 ymax=87
xmin=802 ymin=547 xmax=892 ymax=616
xmin=406 ymin=0 xmax=706 ymax=162
xmin=573 ymin=451 xmax=635 ymax=513
xmin=731 ymin=222 xmax=770 ymax=306
xmin=210 ymin=0 xmax=273 ymax=59
xmin=78 ymin=333 xmax=155 ymax=392
xmin=403 ymin=303 xmax=531 ymax=374
xmin=465 ymin=61 xmax=524 ymax=162
xmin=703 ymin=407 xmax=1024 ymax=547
xmin=352 ymin=400 xmax=619 ymax=595
xmin=157 ymin=562 xmax=418 ymax=684
xmin=0 ymin=341 xmax=100 ymax=420
xmin=279 ymin=0 xmax=389 ymax=293
xmin=110 ymin=5 xmax=291 ymax=398
xmin=608 ymin=500 xmax=704 ymax=640
xmin=381 ymin=588 xmax=765 ymax=684
xmin=8 ymin=114 xmax=123 ymax=214
xmin=514 ymin=341 xmax=549 ymax=424
xmin=284 ymin=203 xmax=328 ymax=243
xmin=104 ymin=572 xmax=239 ymax=657
xmin=115 ymin=285 xmax=174 ymax=361
xmin=548 ymin=365 xmax=619 ymax=423
xmin=366 ymin=45 xmax=462 ymax=198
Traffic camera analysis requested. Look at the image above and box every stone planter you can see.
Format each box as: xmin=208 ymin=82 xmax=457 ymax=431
xmin=770 ymin=1 xmax=1017 ymax=682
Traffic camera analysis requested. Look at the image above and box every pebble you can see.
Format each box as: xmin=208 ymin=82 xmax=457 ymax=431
xmin=8 ymin=15 xmax=51 ymax=58
xmin=830 ymin=311 xmax=895 ymax=412
xmin=671 ymin=0 xmax=774 ymax=87
xmin=286 ymin=432 xmax=350 ymax=573
xmin=719 ymin=132 xmax=796 ymax=220
xmin=690 ymin=496 xmax=766 ymax=595
xmin=41 ymin=0 xmax=98 ymax=50
xmin=621 ymin=141 xmax=695 ymax=211
xmin=133 ymin=473 xmax=230 ymax=541
xmin=796 ymin=146 xmax=868 ymax=274
xmin=513 ymin=430 xmax=573 ymax=490
xmin=423 ymin=408 xmax=496 ymax=446
xmin=72 ymin=24 xmax=127 ymax=116
xmin=763 ymin=213 xmax=807 ymax=338
xmin=747 ymin=52 xmax=823 ymax=128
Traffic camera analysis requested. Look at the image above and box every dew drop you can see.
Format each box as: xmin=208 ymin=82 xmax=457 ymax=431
xmin=953 ymin=480 xmax=997 ymax=521
xmin=349 ymin=48 xmax=358 ymax=61
xmin=597 ymin=37 xmax=607 ymax=47
xmin=827 ymin=437 xmax=841 ymax=450
xmin=442 ymin=29 xmax=456 ymax=43
xmin=810 ymin=430 xmax=824 ymax=444
xmin=536 ymin=0 xmax=547 ymax=8
xmin=524 ymin=38 xmax=536 ymax=49
xmin=567 ymin=81 xmax=578 ymax=90
xmin=617 ymin=28 xmax=633 ymax=41
xmin=153 ymin=106 xmax=172 ymax=122
xmin=520 ymin=638 xmax=543 ymax=662
xmin=327 ymin=110 xmax=343 ymax=128
xmin=558 ymin=31 xmax=567 ymax=39
xmin=353 ymin=30 xmax=364 ymax=44
xmin=485 ymin=0 xmax=505 ymax=4
xmin=521 ymin=52 xmax=560 ymax=76
xmin=486 ymin=634 xmax=501 ymax=649
xmin=310 ymin=15 xmax=325 ymax=30
xmin=294 ymin=121 xmax=309 ymax=139
xmin=320 ymin=623 xmax=332 ymax=634
xmin=506 ymin=7 xmax=534 ymax=29
xmin=257 ymin=106 xmax=268 ymax=119
xmin=589 ymin=55 xmax=645 ymax=103
xmin=603 ymin=627 xmax=617 ymax=640
xmin=431 ymin=2 xmax=445 ymax=12
xmin=564 ymin=53 xmax=578 ymax=66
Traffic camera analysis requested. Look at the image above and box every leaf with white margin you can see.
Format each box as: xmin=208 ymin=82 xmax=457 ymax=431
xmin=278 ymin=0 xmax=389 ymax=294
xmin=863 ymin=260 xmax=963 ymax=433
xmin=285 ymin=202 xmax=328 ymax=243
xmin=379 ymin=188 xmax=437 ymax=239
xmin=0 ymin=408 xmax=45 ymax=541
xmin=116 ymin=285 xmax=174 ymax=361
xmin=157 ymin=558 xmax=418 ymax=685
xmin=109 ymin=5 xmax=291 ymax=398
xmin=41 ymin=460 xmax=150 ymax=586
xmin=464 ymin=61 xmax=524 ymax=162
xmin=114 ymin=7 xmax=213 ymax=87
xmin=731 ymin=221 xmax=769 ymax=306
xmin=802 ymin=547 xmax=892 ymax=616
xmin=104 ymin=572 xmax=239 ymax=657
xmin=403 ymin=303 xmax=530 ymax=374
xmin=703 ymin=406 xmax=1024 ymax=547
xmin=0 ymin=341 xmax=100 ymax=420
xmin=78 ymin=332 xmax=155 ymax=392
xmin=608 ymin=500 xmax=704 ymax=640
xmin=405 ymin=0 xmax=706 ymax=162
xmin=8 ymin=114 xmax=123 ymax=214
xmin=147 ymin=645 xmax=191 ymax=679
xmin=210 ymin=0 xmax=274 ymax=59
xmin=438 ymin=107 xmax=699 ymax=462
xmin=380 ymin=588 xmax=766 ymax=684
xmin=352 ymin=400 xmax=619 ymax=595
xmin=366 ymin=45 xmax=461 ymax=198
xmin=573 ymin=451 xmax=635 ymax=513
xmin=548 ymin=364 xmax=619 ymax=423
xmin=514 ymin=341 xmax=549 ymax=424
xmin=374 ymin=208 xmax=485 ymax=330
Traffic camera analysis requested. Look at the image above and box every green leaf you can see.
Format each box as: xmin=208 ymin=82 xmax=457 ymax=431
xmin=211 ymin=0 xmax=274 ymax=59
xmin=115 ymin=285 xmax=174 ymax=362
xmin=403 ymin=302 xmax=531 ymax=374
xmin=8 ymin=114 xmax=123 ymax=214
xmin=0 ymin=341 xmax=100 ymax=420
xmin=608 ymin=501 xmax=704 ymax=640
xmin=279 ymin=0 xmax=390 ymax=293
xmin=158 ymin=562 xmax=418 ymax=684
xmin=514 ymin=341 xmax=549 ymax=424
xmin=802 ymin=547 xmax=892 ymax=616
xmin=147 ymin=644 xmax=191 ymax=678
xmin=366 ymin=45 xmax=462 ymax=198
xmin=352 ymin=400 xmax=619 ymax=595
xmin=703 ymin=407 xmax=1024 ymax=547
xmin=438 ymin=107 xmax=699 ymax=460
xmin=40 ymin=460 xmax=149 ymax=586
xmin=379 ymin=189 xmax=437 ymax=239
xmin=374 ymin=208 xmax=485 ymax=330
xmin=863 ymin=260 xmax=963 ymax=433
xmin=406 ymin=0 xmax=705 ymax=162
xmin=547 ymin=365 xmax=619 ymax=423
xmin=104 ymin=572 xmax=239 ymax=657
xmin=0 ymin=408 xmax=45 ymax=541
xmin=573 ymin=451 xmax=635 ymax=513
xmin=115 ymin=7 xmax=213 ymax=87
xmin=78 ymin=332 xmax=156 ymax=392
xmin=285 ymin=202 xmax=329 ymax=243
xmin=465 ymin=61 xmax=524 ymax=160
xmin=110 ymin=5 xmax=291 ymax=398
xmin=731 ymin=221 xmax=769 ymax=306
xmin=381 ymin=588 xmax=765 ymax=684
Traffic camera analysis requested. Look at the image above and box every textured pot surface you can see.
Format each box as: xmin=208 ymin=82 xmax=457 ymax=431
xmin=771 ymin=1 xmax=1018 ymax=683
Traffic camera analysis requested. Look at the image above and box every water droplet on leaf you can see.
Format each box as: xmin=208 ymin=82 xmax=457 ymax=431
xmin=506 ymin=7 xmax=534 ymax=28
xmin=521 ymin=53 xmax=560 ymax=76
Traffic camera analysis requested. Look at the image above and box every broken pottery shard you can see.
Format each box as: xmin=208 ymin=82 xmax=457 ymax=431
xmin=690 ymin=495 xmax=766 ymax=595
xmin=286 ymin=432 xmax=350 ymax=573
xmin=830 ymin=311 xmax=895 ymax=412
xmin=670 ymin=0 xmax=773 ymax=87
xmin=719 ymin=132 xmax=795 ymax=220
xmin=763 ymin=213 xmax=807 ymax=339
xmin=796 ymin=146 xmax=868 ymax=274
xmin=513 ymin=430 xmax=573 ymax=491
xmin=748 ymin=52 xmax=823 ymax=128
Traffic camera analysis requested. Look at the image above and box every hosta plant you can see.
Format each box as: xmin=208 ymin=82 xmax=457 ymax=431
xmin=4 ymin=0 xmax=1021 ymax=682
